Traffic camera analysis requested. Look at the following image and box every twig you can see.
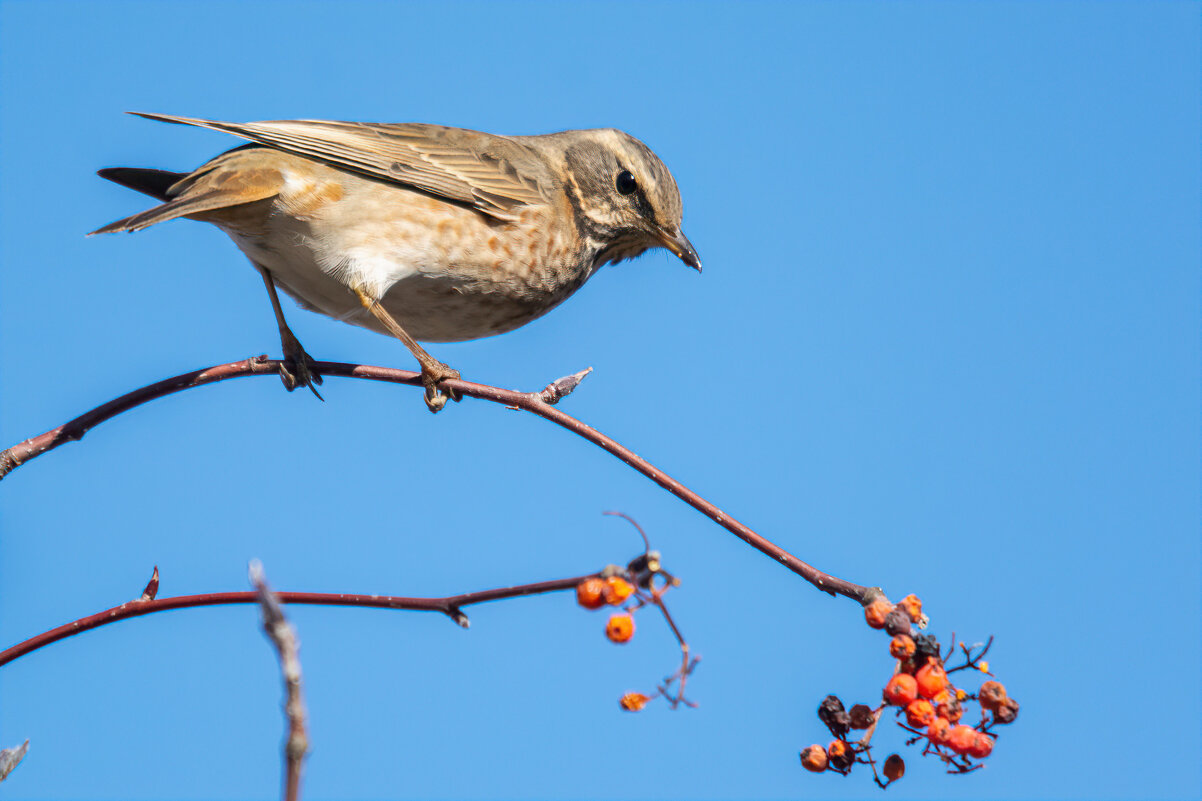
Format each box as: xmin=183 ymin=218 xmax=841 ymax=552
xmin=0 ymin=740 xmax=29 ymax=783
xmin=0 ymin=357 xmax=873 ymax=602
xmin=250 ymin=561 xmax=307 ymax=801
xmin=0 ymin=568 xmax=594 ymax=668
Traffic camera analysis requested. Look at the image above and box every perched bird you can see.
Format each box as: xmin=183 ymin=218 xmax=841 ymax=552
xmin=93 ymin=113 xmax=700 ymax=410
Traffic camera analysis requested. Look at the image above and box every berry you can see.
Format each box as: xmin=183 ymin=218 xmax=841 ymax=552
xmin=915 ymin=661 xmax=949 ymax=699
xmin=605 ymin=613 xmax=635 ymax=643
xmin=883 ymin=607 xmax=912 ymax=637
xmin=890 ymin=634 xmax=916 ymax=660
xmin=800 ymin=745 xmax=828 ymax=772
xmin=849 ymin=703 xmax=875 ymax=729
xmin=994 ymin=696 xmax=1020 ymax=724
xmin=602 ymin=576 xmax=635 ymax=605
xmin=966 ymin=731 xmax=995 ymax=759
xmin=898 ymin=594 xmax=923 ymax=623
xmin=978 ymin=680 xmax=1007 ymax=711
xmin=883 ymin=674 xmax=919 ymax=707
xmin=934 ymin=691 xmax=963 ymax=723
xmin=927 ymin=717 xmax=952 ymax=745
xmin=576 ymin=577 xmax=606 ymax=610
xmin=827 ymin=739 xmax=855 ymax=771
xmin=619 ymin=692 xmax=649 ymax=712
xmin=864 ymin=598 xmax=893 ymax=629
xmin=911 ymin=634 xmax=941 ymax=664
xmin=946 ymin=725 xmax=977 ymax=755
xmin=818 ymin=695 xmax=851 ymax=738
xmin=904 ymin=699 xmax=936 ymax=728
xmin=883 ymin=754 xmax=905 ymax=782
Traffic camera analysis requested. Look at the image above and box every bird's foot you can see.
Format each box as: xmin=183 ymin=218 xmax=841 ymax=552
xmin=279 ymin=332 xmax=324 ymax=400
xmin=421 ymin=361 xmax=461 ymax=413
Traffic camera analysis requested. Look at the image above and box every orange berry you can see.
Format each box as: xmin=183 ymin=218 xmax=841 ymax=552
xmin=946 ymin=724 xmax=978 ymax=755
xmin=605 ymin=613 xmax=635 ymax=643
xmin=967 ymin=731 xmax=995 ymax=759
xmin=883 ymin=674 xmax=919 ymax=707
xmin=904 ymin=699 xmax=936 ymax=728
xmin=800 ymin=745 xmax=828 ymax=772
xmin=602 ymin=576 xmax=635 ymax=605
xmin=619 ymin=692 xmax=649 ymax=712
xmin=882 ymin=754 xmax=905 ymax=782
xmin=915 ymin=661 xmax=949 ymax=699
xmin=576 ymin=577 xmax=606 ymax=610
xmin=827 ymin=739 xmax=854 ymax=771
xmin=864 ymin=598 xmax=893 ymax=629
xmin=978 ymin=680 xmax=1007 ymax=711
xmin=890 ymin=634 xmax=916 ymax=660
xmin=927 ymin=717 xmax=952 ymax=745
xmin=898 ymin=594 xmax=923 ymax=622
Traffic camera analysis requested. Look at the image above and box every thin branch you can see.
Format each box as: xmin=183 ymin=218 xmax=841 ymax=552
xmin=0 ymin=357 xmax=874 ymax=602
xmin=0 ymin=740 xmax=29 ymax=783
xmin=0 ymin=571 xmax=593 ymax=668
xmin=250 ymin=561 xmax=307 ymax=801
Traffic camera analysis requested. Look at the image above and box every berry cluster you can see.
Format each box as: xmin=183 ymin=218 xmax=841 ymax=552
xmin=574 ymin=540 xmax=698 ymax=711
xmin=800 ymin=592 xmax=1019 ymax=788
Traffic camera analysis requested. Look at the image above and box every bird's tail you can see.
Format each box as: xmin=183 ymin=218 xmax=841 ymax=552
xmin=91 ymin=167 xmax=221 ymax=235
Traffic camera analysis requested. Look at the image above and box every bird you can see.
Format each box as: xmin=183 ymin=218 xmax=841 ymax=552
xmin=92 ymin=113 xmax=700 ymax=411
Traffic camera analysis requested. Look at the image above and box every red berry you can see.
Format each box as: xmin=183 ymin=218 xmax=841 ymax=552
xmin=883 ymin=674 xmax=919 ymax=707
xmin=915 ymin=661 xmax=948 ymax=699
xmin=904 ymin=699 xmax=936 ymax=728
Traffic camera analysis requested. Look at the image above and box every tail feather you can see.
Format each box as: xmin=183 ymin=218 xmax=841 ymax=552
xmin=89 ymin=190 xmax=231 ymax=235
xmin=96 ymin=167 xmax=186 ymax=201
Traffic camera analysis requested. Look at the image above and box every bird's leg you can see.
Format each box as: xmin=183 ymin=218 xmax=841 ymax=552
xmin=256 ymin=264 xmax=323 ymax=400
xmin=351 ymin=286 xmax=461 ymax=413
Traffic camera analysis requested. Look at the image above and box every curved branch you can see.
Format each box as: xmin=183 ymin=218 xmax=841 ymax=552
xmin=0 ymin=573 xmax=592 ymax=668
xmin=0 ymin=356 xmax=873 ymax=602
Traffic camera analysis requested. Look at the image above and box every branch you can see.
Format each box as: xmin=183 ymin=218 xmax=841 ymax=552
xmin=250 ymin=561 xmax=307 ymax=801
xmin=0 ymin=356 xmax=873 ymax=602
xmin=0 ymin=570 xmax=593 ymax=668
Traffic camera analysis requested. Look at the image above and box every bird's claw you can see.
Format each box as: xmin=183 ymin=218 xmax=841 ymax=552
xmin=422 ymin=363 xmax=461 ymax=413
xmin=279 ymin=335 xmax=324 ymax=400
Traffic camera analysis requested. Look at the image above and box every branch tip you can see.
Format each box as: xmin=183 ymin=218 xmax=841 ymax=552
xmin=538 ymin=366 xmax=593 ymax=404
xmin=0 ymin=740 xmax=30 ymax=783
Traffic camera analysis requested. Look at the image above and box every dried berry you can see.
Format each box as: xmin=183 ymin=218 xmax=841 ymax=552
xmin=849 ymin=703 xmax=876 ymax=730
xmin=898 ymin=594 xmax=923 ymax=623
xmin=934 ymin=691 xmax=963 ymax=723
xmin=883 ymin=754 xmax=905 ymax=782
xmin=827 ymin=739 xmax=855 ymax=771
xmin=883 ymin=674 xmax=919 ymax=707
xmin=575 ymin=577 xmax=606 ymax=609
xmin=883 ymin=607 xmax=912 ymax=637
xmin=890 ymin=634 xmax=916 ymax=660
xmin=817 ymin=695 xmax=851 ymax=738
xmin=911 ymin=634 xmax=941 ymax=664
xmin=978 ymin=680 xmax=1007 ymax=711
xmin=619 ymin=692 xmax=648 ymax=711
xmin=993 ymin=696 xmax=1020 ymax=724
xmin=904 ymin=698 xmax=936 ymax=728
xmin=864 ymin=598 xmax=893 ymax=629
xmin=800 ymin=745 xmax=828 ymax=772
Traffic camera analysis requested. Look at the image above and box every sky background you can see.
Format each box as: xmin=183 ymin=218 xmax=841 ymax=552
xmin=1 ymin=2 xmax=1198 ymax=799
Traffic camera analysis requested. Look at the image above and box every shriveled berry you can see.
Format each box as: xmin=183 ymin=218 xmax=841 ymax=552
xmin=864 ymin=598 xmax=893 ymax=629
xmin=827 ymin=739 xmax=855 ymax=771
xmin=978 ymin=680 xmax=1007 ymax=711
xmin=576 ymin=577 xmax=606 ymax=609
xmin=619 ymin=692 xmax=648 ymax=711
xmin=818 ymin=695 xmax=851 ymax=738
xmin=800 ymin=745 xmax=828 ymax=772
xmin=883 ymin=607 xmax=912 ymax=636
xmin=602 ymin=576 xmax=635 ymax=605
xmin=915 ymin=661 xmax=949 ymax=699
xmin=849 ymin=703 xmax=875 ymax=729
xmin=898 ymin=594 xmax=923 ymax=622
xmin=912 ymin=634 xmax=941 ymax=664
xmin=890 ymin=634 xmax=916 ymax=660
xmin=904 ymin=698 xmax=936 ymax=728
xmin=605 ymin=613 xmax=635 ymax=643
xmin=883 ymin=674 xmax=919 ymax=707
xmin=927 ymin=717 xmax=952 ymax=745
xmin=946 ymin=724 xmax=977 ymax=755
xmin=883 ymin=754 xmax=905 ymax=782
xmin=993 ymin=696 xmax=1020 ymax=724
xmin=935 ymin=692 xmax=963 ymax=723
xmin=967 ymin=731 xmax=995 ymax=759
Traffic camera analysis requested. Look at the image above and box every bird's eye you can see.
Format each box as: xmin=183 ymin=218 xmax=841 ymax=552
xmin=615 ymin=170 xmax=638 ymax=195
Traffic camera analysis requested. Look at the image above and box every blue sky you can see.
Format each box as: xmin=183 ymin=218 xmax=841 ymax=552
xmin=1 ymin=2 xmax=1198 ymax=799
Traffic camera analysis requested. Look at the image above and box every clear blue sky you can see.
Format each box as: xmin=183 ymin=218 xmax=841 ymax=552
xmin=1 ymin=2 xmax=1198 ymax=799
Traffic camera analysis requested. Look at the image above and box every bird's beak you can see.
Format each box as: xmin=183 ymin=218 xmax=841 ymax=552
xmin=656 ymin=226 xmax=702 ymax=272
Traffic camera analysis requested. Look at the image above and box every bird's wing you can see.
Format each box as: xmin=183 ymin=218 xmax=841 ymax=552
xmin=131 ymin=113 xmax=553 ymax=219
